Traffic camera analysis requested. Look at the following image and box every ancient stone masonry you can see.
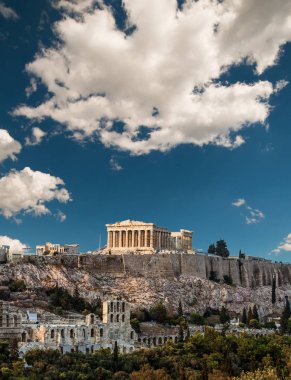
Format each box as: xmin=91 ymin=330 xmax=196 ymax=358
xmin=106 ymin=220 xmax=192 ymax=253
xmin=20 ymin=253 xmax=291 ymax=288
xmin=0 ymin=301 xmax=22 ymax=342
xmin=0 ymin=299 xmax=181 ymax=356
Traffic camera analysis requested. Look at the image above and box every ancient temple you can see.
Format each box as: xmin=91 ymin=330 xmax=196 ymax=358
xmin=106 ymin=220 xmax=192 ymax=253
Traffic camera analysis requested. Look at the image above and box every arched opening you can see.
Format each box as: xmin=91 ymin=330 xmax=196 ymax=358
xmin=21 ymin=332 xmax=26 ymax=342
xmin=86 ymin=347 xmax=89 ymax=354
xmin=51 ymin=329 xmax=55 ymax=339
xmin=61 ymin=329 xmax=64 ymax=338
xmin=70 ymin=329 xmax=74 ymax=339
xmin=164 ymin=337 xmax=167 ymax=343
xmin=158 ymin=337 xmax=162 ymax=345
xmin=122 ymin=314 xmax=125 ymax=322
xmin=90 ymin=315 xmax=94 ymax=324
xmin=174 ymin=337 xmax=178 ymax=343
xmin=13 ymin=315 xmax=18 ymax=327
xmin=83 ymin=329 xmax=86 ymax=338
xmin=110 ymin=302 xmax=113 ymax=312
xmin=116 ymin=314 xmax=119 ymax=322
xmin=100 ymin=328 xmax=103 ymax=337
xmin=130 ymin=331 xmax=134 ymax=339
xmin=91 ymin=346 xmax=94 ymax=353
xmin=91 ymin=328 xmax=94 ymax=337
xmin=147 ymin=338 xmax=151 ymax=345
xmin=110 ymin=314 xmax=113 ymax=323
xmin=6 ymin=315 xmax=9 ymax=327
xmin=117 ymin=302 xmax=120 ymax=312
xmin=153 ymin=337 xmax=156 ymax=346
xmin=143 ymin=338 xmax=146 ymax=343
xmin=122 ymin=302 xmax=125 ymax=312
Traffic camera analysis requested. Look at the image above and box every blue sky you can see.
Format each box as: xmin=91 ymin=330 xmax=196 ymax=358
xmin=1 ymin=0 xmax=291 ymax=261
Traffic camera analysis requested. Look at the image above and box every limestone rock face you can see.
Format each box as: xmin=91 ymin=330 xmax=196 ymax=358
xmin=0 ymin=257 xmax=290 ymax=318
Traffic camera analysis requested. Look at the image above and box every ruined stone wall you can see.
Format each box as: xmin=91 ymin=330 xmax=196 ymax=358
xmin=20 ymin=254 xmax=291 ymax=288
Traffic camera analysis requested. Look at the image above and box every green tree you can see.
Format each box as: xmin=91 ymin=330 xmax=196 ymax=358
xmin=280 ymin=296 xmax=291 ymax=334
xmin=219 ymin=306 xmax=230 ymax=324
xmin=208 ymin=244 xmax=216 ymax=254
xmin=252 ymin=305 xmax=259 ymax=322
xmin=178 ymin=300 xmax=183 ymax=317
xmin=272 ymin=276 xmax=276 ymax=305
xmin=178 ymin=325 xmax=184 ymax=342
xmin=149 ymin=301 xmax=168 ymax=323
xmin=113 ymin=341 xmax=119 ymax=371
xmin=189 ymin=313 xmax=205 ymax=325
xmin=215 ymin=239 xmax=230 ymax=258
xmin=241 ymin=307 xmax=247 ymax=325
xmin=247 ymin=307 xmax=253 ymax=325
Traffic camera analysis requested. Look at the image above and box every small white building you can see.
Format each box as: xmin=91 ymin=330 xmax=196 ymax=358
xmin=36 ymin=242 xmax=80 ymax=256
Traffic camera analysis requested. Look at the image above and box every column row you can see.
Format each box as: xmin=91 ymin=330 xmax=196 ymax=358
xmin=108 ymin=230 xmax=152 ymax=248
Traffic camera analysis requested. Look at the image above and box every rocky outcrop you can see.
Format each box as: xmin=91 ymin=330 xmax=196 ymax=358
xmin=0 ymin=256 xmax=290 ymax=319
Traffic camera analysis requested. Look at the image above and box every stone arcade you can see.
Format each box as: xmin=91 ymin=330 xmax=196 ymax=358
xmin=0 ymin=300 xmax=180 ymax=356
xmin=106 ymin=220 xmax=192 ymax=253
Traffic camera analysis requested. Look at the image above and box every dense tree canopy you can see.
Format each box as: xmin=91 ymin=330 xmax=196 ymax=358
xmin=0 ymin=331 xmax=290 ymax=379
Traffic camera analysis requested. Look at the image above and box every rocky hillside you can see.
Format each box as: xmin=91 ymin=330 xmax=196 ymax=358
xmin=0 ymin=258 xmax=290 ymax=318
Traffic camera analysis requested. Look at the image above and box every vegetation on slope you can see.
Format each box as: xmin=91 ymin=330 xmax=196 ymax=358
xmin=0 ymin=329 xmax=291 ymax=379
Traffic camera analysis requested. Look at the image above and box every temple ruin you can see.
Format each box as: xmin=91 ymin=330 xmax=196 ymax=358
xmin=106 ymin=220 xmax=192 ymax=253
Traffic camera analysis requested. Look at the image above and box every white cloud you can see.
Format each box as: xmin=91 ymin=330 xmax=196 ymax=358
xmin=25 ymin=78 xmax=38 ymax=98
xmin=13 ymin=0 xmax=291 ymax=155
xmin=0 ymin=2 xmax=19 ymax=20
xmin=25 ymin=127 xmax=47 ymax=146
xmin=272 ymin=233 xmax=291 ymax=254
xmin=0 ymin=129 xmax=21 ymax=163
xmin=245 ymin=206 xmax=265 ymax=224
xmin=109 ymin=156 xmax=123 ymax=171
xmin=232 ymin=198 xmax=246 ymax=207
xmin=55 ymin=210 xmax=66 ymax=222
xmin=0 ymin=167 xmax=71 ymax=218
xmin=0 ymin=235 xmax=26 ymax=254
xmin=232 ymin=199 xmax=265 ymax=224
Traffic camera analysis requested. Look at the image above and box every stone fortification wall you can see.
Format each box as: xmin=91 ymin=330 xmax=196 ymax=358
xmin=21 ymin=254 xmax=291 ymax=288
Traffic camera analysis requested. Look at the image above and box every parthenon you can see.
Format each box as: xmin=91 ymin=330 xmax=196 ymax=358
xmin=106 ymin=220 xmax=192 ymax=253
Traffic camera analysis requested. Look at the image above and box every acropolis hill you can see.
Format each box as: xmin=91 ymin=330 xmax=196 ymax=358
xmin=0 ymin=219 xmax=291 ymax=321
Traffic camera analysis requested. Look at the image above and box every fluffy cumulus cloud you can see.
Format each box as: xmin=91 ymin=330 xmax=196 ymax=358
xmin=25 ymin=127 xmax=47 ymax=146
xmin=14 ymin=0 xmax=291 ymax=155
xmin=0 ymin=129 xmax=22 ymax=163
xmin=272 ymin=233 xmax=291 ymax=254
xmin=232 ymin=198 xmax=265 ymax=225
xmin=0 ymin=167 xmax=71 ymax=218
xmin=0 ymin=236 xmax=26 ymax=254
xmin=0 ymin=2 xmax=19 ymax=20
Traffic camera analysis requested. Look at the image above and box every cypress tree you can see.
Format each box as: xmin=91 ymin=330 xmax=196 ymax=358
xmin=281 ymin=296 xmax=291 ymax=334
xmin=272 ymin=276 xmax=276 ymax=305
xmin=178 ymin=300 xmax=183 ymax=317
xmin=178 ymin=324 xmax=184 ymax=342
xmin=253 ymin=305 xmax=259 ymax=321
xmin=113 ymin=341 xmax=119 ymax=370
xmin=241 ymin=307 xmax=247 ymax=324
xmin=247 ymin=307 xmax=253 ymax=325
